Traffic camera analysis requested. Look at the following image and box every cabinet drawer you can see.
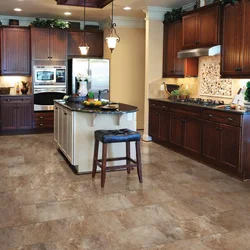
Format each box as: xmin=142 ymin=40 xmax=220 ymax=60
xmin=1 ymin=96 xmax=32 ymax=104
xmin=202 ymin=109 xmax=242 ymax=126
xmin=169 ymin=103 xmax=202 ymax=118
xmin=34 ymin=112 xmax=54 ymax=128
xmin=34 ymin=112 xmax=53 ymax=120
xmin=149 ymin=100 xmax=168 ymax=110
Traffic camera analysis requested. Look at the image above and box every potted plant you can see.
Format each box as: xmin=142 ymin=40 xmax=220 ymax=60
xmin=169 ymin=89 xmax=180 ymax=100
xmin=87 ymin=91 xmax=95 ymax=102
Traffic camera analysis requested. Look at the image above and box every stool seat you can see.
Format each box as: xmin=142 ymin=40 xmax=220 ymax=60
xmin=95 ymin=129 xmax=141 ymax=143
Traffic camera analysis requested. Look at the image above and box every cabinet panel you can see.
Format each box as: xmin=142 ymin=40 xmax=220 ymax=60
xmin=2 ymin=28 xmax=30 ymax=75
xmin=17 ymin=103 xmax=33 ymax=129
xmin=54 ymin=104 xmax=59 ymax=143
xmin=31 ymin=28 xmax=50 ymax=60
xmin=241 ymin=0 xmax=250 ymax=75
xmin=1 ymin=103 xmax=17 ymax=130
xmin=220 ymin=124 xmax=241 ymax=170
xmin=149 ymin=107 xmax=161 ymax=139
xmin=221 ymin=2 xmax=242 ymax=77
xmin=184 ymin=118 xmax=201 ymax=154
xmin=169 ymin=113 xmax=183 ymax=147
xmin=183 ymin=13 xmax=197 ymax=49
xmin=197 ymin=5 xmax=220 ymax=47
xmin=50 ymin=29 xmax=67 ymax=60
xmin=202 ymin=120 xmax=219 ymax=161
xmin=66 ymin=110 xmax=73 ymax=162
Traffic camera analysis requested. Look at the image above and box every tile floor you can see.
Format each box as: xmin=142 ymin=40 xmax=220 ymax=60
xmin=1 ymin=134 xmax=250 ymax=250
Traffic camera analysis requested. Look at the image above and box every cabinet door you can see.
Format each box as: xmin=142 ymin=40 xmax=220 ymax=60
xmin=221 ymin=2 xmax=242 ymax=77
xmin=17 ymin=103 xmax=33 ymax=129
xmin=68 ymin=31 xmax=82 ymax=55
xmin=240 ymin=0 xmax=250 ymax=76
xmin=66 ymin=109 xmax=73 ymax=163
xmin=31 ymin=28 xmax=50 ymax=60
xmin=61 ymin=108 xmax=68 ymax=154
xmin=1 ymin=28 xmax=30 ymax=75
xmin=220 ymin=124 xmax=241 ymax=170
xmin=169 ymin=113 xmax=184 ymax=147
xmin=202 ymin=120 xmax=219 ymax=161
xmin=54 ymin=104 xmax=59 ymax=143
xmin=197 ymin=5 xmax=220 ymax=47
xmin=50 ymin=29 xmax=67 ymax=60
xmin=1 ymin=103 xmax=17 ymax=130
xmin=58 ymin=105 xmax=63 ymax=149
xmin=149 ymin=106 xmax=161 ymax=139
xmin=184 ymin=117 xmax=201 ymax=154
xmin=182 ymin=13 xmax=197 ymax=49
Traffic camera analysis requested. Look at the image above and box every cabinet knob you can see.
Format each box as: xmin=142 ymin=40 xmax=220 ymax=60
xmin=6 ymin=99 xmax=11 ymax=102
xmin=39 ymin=116 xmax=44 ymax=119
xmin=152 ymin=104 xmax=155 ymax=107
xmin=208 ymin=114 xmax=213 ymax=118
xmin=162 ymin=106 xmax=166 ymax=109
xmin=55 ymin=107 xmax=58 ymax=110
xmin=181 ymin=119 xmax=186 ymax=122
xmin=3 ymin=70 xmax=6 ymax=71
xmin=64 ymin=113 xmax=67 ymax=115
xmin=170 ymin=70 xmax=175 ymax=73
xmin=238 ymin=68 xmax=242 ymax=72
xmin=228 ymin=117 xmax=233 ymax=122
xmin=40 ymin=124 xmax=44 ymax=126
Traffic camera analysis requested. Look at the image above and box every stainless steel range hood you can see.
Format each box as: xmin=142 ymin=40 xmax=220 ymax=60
xmin=177 ymin=45 xmax=221 ymax=59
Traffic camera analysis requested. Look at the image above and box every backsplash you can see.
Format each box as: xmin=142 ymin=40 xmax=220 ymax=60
xmin=0 ymin=76 xmax=32 ymax=94
xmin=149 ymin=55 xmax=249 ymax=104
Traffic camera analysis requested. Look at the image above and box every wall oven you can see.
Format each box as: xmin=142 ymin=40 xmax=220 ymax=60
xmin=33 ymin=66 xmax=67 ymax=111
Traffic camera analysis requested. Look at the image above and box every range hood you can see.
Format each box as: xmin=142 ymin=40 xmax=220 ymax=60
xmin=177 ymin=45 xmax=221 ymax=59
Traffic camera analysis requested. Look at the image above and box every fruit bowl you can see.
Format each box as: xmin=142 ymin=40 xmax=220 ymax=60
xmin=81 ymin=100 xmax=108 ymax=107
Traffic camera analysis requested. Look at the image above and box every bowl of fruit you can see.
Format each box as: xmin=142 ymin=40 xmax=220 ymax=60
xmin=81 ymin=100 xmax=108 ymax=108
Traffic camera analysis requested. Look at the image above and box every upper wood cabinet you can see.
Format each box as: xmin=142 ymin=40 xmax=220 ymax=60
xmin=68 ymin=31 xmax=103 ymax=57
xmin=163 ymin=20 xmax=198 ymax=78
xmin=221 ymin=0 xmax=250 ymax=78
xmin=1 ymin=27 xmax=30 ymax=75
xmin=182 ymin=3 xmax=221 ymax=49
xmin=31 ymin=28 xmax=67 ymax=61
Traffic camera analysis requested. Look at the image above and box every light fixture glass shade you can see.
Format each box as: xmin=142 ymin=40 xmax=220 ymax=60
xmin=106 ymin=37 xmax=119 ymax=50
xmin=79 ymin=44 xmax=89 ymax=55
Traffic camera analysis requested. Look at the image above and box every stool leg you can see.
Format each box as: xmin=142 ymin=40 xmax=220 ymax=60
xmin=101 ymin=143 xmax=108 ymax=188
xmin=136 ymin=141 xmax=143 ymax=183
xmin=92 ymin=139 xmax=99 ymax=178
xmin=126 ymin=141 xmax=131 ymax=174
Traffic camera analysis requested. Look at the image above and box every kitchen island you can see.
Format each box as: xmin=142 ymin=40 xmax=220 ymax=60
xmin=54 ymin=100 xmax=138 ymax=174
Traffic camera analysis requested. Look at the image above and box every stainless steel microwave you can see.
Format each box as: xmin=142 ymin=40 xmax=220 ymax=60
xmin=33 ymin=66 xmax=66 ymax=85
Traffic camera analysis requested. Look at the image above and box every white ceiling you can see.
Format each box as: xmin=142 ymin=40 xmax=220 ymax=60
xmin=0 ymin=0 xmax=194 ymax=22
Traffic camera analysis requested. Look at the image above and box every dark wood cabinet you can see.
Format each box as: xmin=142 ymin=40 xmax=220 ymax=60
xmin=182 ymin=3 xmax=220 ymax=49
xmin=33 ymin=111 xmax=54 ymax=129
xmin=68 ymin=31 xmax=103 ymax=57
xmin=31 ymin=28 xmax=67 ymax=61
xmin=169 ymin=113 xmax=183 ymax=147
xmin=221 ymin=0 xmax=250 ymax=78
xmin=149 ymin=100 xmax=169 ymax=142
xmin=0 ymin=96 xmax=33 ymax=131
xmin=1 ymin=27 xmax=30 ymax=75
xmin=163 ymin=20 xmax=198 ymax=78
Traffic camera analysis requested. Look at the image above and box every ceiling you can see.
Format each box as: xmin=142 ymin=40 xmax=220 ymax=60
xmin=0 ymin=0 xmax=194 ymax=22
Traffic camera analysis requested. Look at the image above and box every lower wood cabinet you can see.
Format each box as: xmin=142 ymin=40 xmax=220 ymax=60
xmin=0 ymin=96 xmax=33 ymax=131
xmin=149 ymin=99 xmax=250 ymax=180
xmin=33 ymin=111 xmax=54 ymax=129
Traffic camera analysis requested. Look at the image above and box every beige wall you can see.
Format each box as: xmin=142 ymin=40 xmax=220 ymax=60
xmin=104 ymin=27 xmax=145 ymax=129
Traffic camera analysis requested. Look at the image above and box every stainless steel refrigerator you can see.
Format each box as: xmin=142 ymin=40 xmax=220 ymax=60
xmin=68 ymin=58 xmax=110 ymax=100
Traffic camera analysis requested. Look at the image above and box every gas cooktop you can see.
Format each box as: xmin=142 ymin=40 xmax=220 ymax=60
xmin=176 ymin=98 xmax=225 ymax=107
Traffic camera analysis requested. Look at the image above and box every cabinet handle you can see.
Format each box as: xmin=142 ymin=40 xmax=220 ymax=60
xmin=40 ymin=124 xmax=44 ymax=126
xmin=39 ymin=116 xmax=44 ymax=119
xmin=3 ymin=69 xmax=6 ymax=71
xmin=228 ymin=117 xmax=233 ymax=122
xmin=152 ymin=104 xmax=155 ymax=107
xmin=181 ymin=119 xmax=186 ymax=122
xmin=170 ymin=70 xmax=174 ymax=73
xmin=235 ymin=68 xmax=240 ymax=71
xmin=6 ymin=99 xmax=11 ymax=102
xmin=64 ymin=113 xmax=67 ymax=115
xmin=238 ymin=68 xmax=242 ymax=72
xmin=208 ymin=114 xmax=213 ymax=118
xmin=162 ymin=106 xmax=166 ymax=109
xmin=55 ymin=107 xmax=58 ymax=110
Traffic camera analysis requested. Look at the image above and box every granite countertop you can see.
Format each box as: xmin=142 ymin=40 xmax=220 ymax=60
xmin=54 ymin=100 xmax=138 ymax=114
xmin=149 ymin=98 xmax=250 ymax=115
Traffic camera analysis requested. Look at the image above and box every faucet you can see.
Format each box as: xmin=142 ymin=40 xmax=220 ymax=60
xmin=98 ymin=89 xmax=109 ymax=101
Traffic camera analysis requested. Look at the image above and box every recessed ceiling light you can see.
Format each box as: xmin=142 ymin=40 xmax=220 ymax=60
xmin=123 ymin=6 xmax=131 ymax=10
xmin=14 ymin=8 xmax=22 ymax=12
xmin=64 ymin=12 xmax=72 ymax=16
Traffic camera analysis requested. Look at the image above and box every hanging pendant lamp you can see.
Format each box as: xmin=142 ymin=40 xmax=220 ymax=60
xmin=105 ymin=0 xmax=120 ymax=53
xmin=79 ymin=0 xmax=89 ymax=55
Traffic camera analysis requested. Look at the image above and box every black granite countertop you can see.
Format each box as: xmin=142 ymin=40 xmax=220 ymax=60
xmin=149 ymin=98 xmax=250 ymax=115
xmin=54 ymin=100 xmax=138 ymax=114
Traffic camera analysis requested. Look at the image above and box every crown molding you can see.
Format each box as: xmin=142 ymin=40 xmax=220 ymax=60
xmin=100 ymin=16 xmax=145 ymax=29
xmin=143 ymin=6 xmax=172 ymax=21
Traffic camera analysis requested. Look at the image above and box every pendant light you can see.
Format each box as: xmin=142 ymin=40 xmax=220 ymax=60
xmin=79 ymin=0 xmax=89 ymax=55
xmin=106 ymin=0 xmax=120 ymax=53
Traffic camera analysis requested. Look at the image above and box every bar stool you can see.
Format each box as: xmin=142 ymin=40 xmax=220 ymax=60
xmin=92 ymin=129 xmax=143 ymax=188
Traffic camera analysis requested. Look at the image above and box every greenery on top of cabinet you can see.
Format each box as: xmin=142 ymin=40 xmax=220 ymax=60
xmin=30 ymin=18 xmax=69 ymax=29
xmin=164 ymin=7 xmax=185 ymax=23
xmin=221 ymin=0 xmax=239 ymax=5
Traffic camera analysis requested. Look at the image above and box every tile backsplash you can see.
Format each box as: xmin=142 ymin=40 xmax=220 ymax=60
xmin=149 ymin=55 xmax=250 ymax=104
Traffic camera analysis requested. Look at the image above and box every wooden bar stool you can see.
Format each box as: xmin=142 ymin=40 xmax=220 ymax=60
xmin=92 ymin=129 xmax=143 ymax=188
